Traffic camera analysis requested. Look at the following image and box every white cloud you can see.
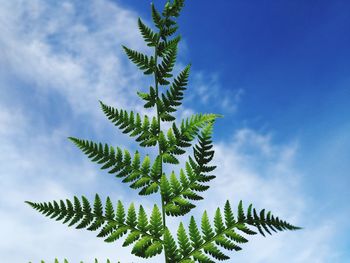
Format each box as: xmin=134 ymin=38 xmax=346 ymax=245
xmin=188 ymin=71 xmax=244 ymax=113
xmin=191 ymin=128 xmax=341 ymax=263
xmin=0 ymin=0 xmax=150 ymax=121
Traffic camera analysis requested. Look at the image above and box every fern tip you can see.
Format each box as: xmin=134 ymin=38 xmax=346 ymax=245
xmin=24 ymin=201 xmax=34 ymax=207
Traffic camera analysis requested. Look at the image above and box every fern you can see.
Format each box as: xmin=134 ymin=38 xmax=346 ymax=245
xmin=172 ymin=201 xmax=300 ymax=262
xmin=162 ymin=123 xmax=217 ymax=216
xmin=26 ymin=195 xmax=164 ymax=258
xmin=26 ymin=0 xmax=300 ymax=262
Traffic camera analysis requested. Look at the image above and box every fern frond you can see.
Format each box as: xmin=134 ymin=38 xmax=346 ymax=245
xmin=164 ymin=113 xmax=220 ymax=157
xmin=180 ymin=114 xmax=219 ymax=141
xmin=163 ymin=228 xmax=181 ymax=261
xmin=151 ymin=3 xmax=163 ymax=30
xmin=161 ymin=25 xmax=178 ymax=39
xmin=172 ymin=0 xmax=186 ymax=17
xmin=68 ymin=137 xmax=161 ymax=196
xmin=26 ymin=196 xmax=165 ymax=259
xmin=163 ymin=0 xmax=185 ymax=18
xmin=26 ymin=1 xmax=301 ymax=262
xmin=162 ymin=123 xmax=217 ymax=216
xmin=176 ymin=201 xmax=300 ymax=262
xmin=122 ymin=46 xmax=155 ymax=75
xmin=162 ymin=26 xmax=178 ymax=38
xmin=137 ymin=86 xmax=157 ymax=108
xmin=158 ymin=65 xmax=190 ymax=122
xmin=190 ymin=122 xmax=216 ymax=177
xmin=158 ymin=36 xmax=181 ymax=58
xmin=138 ymin=18 xmax=159 ymax=47
xmin=157 ymin=43 xmax=177 ymax=85
xmin=99 ymin=101 xmax=158 ymax=147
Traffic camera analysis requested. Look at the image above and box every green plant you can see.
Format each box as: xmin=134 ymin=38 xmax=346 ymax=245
xmin=26 ymin=0 xmax=300 ymax=262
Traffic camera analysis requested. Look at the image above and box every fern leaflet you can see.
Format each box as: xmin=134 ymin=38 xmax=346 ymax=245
xmin=26 ymin=195 xmax=164 ymax=259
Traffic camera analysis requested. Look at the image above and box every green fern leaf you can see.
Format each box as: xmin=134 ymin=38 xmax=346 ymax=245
xmin=137 ymin=86 xmax=157 ymax=108
xmin=131 ymin=236 xmax=153 ymax=257
xmin=158 ymin=65 xmax=190 ymax=122
xmin=164 ymin=228 xmax=180 ymax=261
xmin=188 ymin=216 xmax=203 ymax=249
xmin=99 ymin=101 xmax=158 ymax=146
xmin=26 ymin=196 xmax=164 ymax=259
xmin=164 ymin=123 xmax=217 ymax=216
xmin=177 ymin=223 xmax=192 ymax=256
xmin=165 ymin=0 xmax=185 ymax=17
xmin=149 ymin=205 xmax=163 ymax=238
xmin=137 ymin=205 xmax=149 ymax=232
xmin=176 ymin=201 xmax=300 ymax=262
xmin=123 ymin=46 xmax=155 ymax=75
xmin=201 ymin=211 xmax=214 ymax=241
xmin=68 ymin=137 xmax=160 ymax=195
xmin=123 ymin=230 xmax=141 ymax=247
xmin=151 ymin=3 xmax=163 ymax=30
xmin=27 ymin=1 xmax=301 ymax=262
xmin=161 ymin=25 xmax=178 ymax=38
xmin=145 ymin=241 xmax=163 ymax=258
xmin=165 ymin=114 xmax=220 ymax=157
xmin=138 ymin=18 xmax=159 ymax=47
xmin=157 ymin=43 xmax=177 ymax=84
xmin=158 ymin=36 xmax=181 ymax=59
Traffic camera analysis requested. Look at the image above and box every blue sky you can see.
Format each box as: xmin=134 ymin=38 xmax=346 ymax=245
xmin=0 ymin=0 xmax=349 ymax=262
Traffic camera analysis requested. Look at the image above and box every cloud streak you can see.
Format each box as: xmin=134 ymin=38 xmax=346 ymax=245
xmin=187 ymin=71 xmax=244 ymax=113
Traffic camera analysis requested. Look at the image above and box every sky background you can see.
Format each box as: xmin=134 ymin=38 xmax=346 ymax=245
xmin=0 ymin=0 xmax=349 ymax=262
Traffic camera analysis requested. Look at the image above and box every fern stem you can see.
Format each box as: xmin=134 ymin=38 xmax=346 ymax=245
xmin=153 ymin=36 xmax=168 ymax=263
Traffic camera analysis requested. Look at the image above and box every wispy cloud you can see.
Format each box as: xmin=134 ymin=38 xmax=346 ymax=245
xmin=187 ymin=71 xmax=244 ymax=113
xmin=196 ymin=128 xmax=342 ymax=262
xmin=0 ymin=0 xmax=149 ymax=119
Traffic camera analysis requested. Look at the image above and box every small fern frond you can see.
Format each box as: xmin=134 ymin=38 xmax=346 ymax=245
xmin=158 ymin=36 xmax=181 ymax=58
xmin=164 ymin=114 xmax=220 ymax=157
xmin=99 ymin=101 xmax=158 ymax=147
xmin=163 ymin=123 xmax=216 ymax=216
xmin=176 ymin=201 xmax=300 ymax=262
xmin=137 ymin=86 xmax=157 ymax=108
xmin=68 ymin=137 xmax=160 ymax=195
xmin=122 ymin=46 xmax=155 ymax=75
xmin=163 ymin=228 xmax=181 ymax=261
xmin=163 ymin=0 xmax=185 ymax=18
xmin=151 ymin=3 xmax=163 ymax=30
xmin=26 ymin=196 xmax=165 ymax=259
xmin=161 ymin=25 xmax=178 ymax=39
xmin=190 ymin=122 xmax=216 ymax=177
xmin=158 ymin=64 xmax=190 ymax=122
xmin=179 ymin=114 xmax=219 ymax=141
xmin=157 ymin=43 xmax=177 ymax=85
xmin=138 ymin=18 xmax=159 ymax=47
